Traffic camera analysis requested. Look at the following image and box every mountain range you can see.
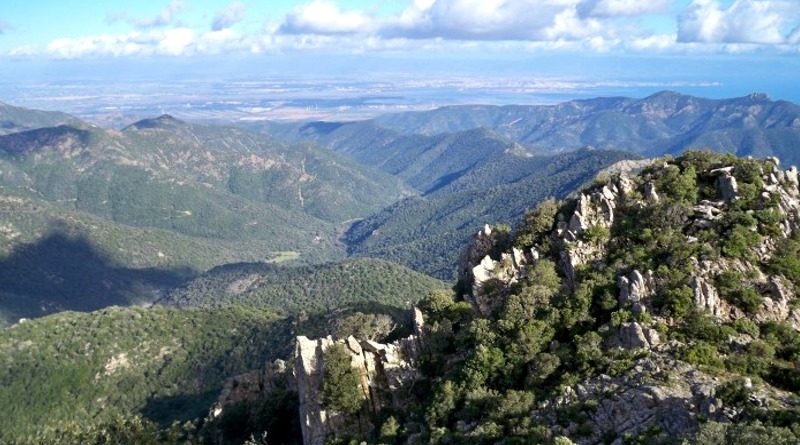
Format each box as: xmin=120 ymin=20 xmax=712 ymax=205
xmin=0 ymin=103 xmax=413 ymax=324
xmin=3 ymin=92 xmax=800 ymax=444
xmin=255 ymin=91 xmax=800 ymax=278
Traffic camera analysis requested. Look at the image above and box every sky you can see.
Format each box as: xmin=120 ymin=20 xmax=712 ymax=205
xmin=0 ymin=0 xmax=799 ymax=104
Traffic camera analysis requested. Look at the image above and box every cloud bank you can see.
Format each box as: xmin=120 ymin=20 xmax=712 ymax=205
xmin=9 ymin=0 xmax=800 ymax=59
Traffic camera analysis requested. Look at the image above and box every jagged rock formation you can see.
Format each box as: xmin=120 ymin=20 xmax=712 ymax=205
xmin=459 ymin=224 xmax=538 ymax=316
xmin=555 ymin=176 xmax=632 ymax=289
xmin=447 ymin=153 xmax=800 ymax=443
xmin=618 ymin=269 xmax=655 ymax=312
xmin=458 ymin=155 xmax=800 ymax=329
xmin=541 ymin=356 xmax=796 ymax=444
xmin=294 ymin=310 xmax=424 ymax=445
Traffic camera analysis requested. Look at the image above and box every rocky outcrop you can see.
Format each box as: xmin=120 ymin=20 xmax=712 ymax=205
xmin=763 ymin=159 xmax=800 ymax=236
xmin=618 ymin=270 xmax=655 ymax=309
xmin=459 ymin=224 xmax=539 ymax=316
xmin=294 ymin=309 xmax=423 ymax=445
xmin=757 ymin=276 xmax=800 ymax=329
xmin=556 ymin=175 xmax=632 ymax=288
xmin=711 ymin=167 xmax=738 ymax=202
xmin=459 ymin=224 xmax=500 ymax=280
xmin=690 ymin=257 xmax=800 ymax=328
xmin=644 ymin=181 xmax=659 ymax=203
xmin=541 ymin=356 xmax=795 ymax=445
xmin=607 ymin=322 xmax=661 ymax=350
xmin=467 ymin=247 xmax=531 ymax=316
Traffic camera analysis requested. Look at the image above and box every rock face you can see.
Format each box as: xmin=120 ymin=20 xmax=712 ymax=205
xmin=618 ymin=270 xmax=655 ymax=308
xmin=458 ymin=224 xmax=500 ymax=280
xmin=294 ymin=309 xmax=423 ymax=445
xmin=607 ymin=322 xmax=661 ymax=350
xmin=556 ymin=176 xmax=632 ymax=289
xmin=541 ymin=356 xmax=794 ymax=445
xmin=459 ymin=224 xmax=537 ymax=316
xmin=711 ymin=167 xmax=739 ymax=202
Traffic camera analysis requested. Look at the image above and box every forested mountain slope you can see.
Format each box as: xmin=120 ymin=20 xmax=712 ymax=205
xmin=160 ymin=258 xmax=446 ymax=313
xmin=276 ymin=151 xmax=800 ymax=445
xmin=0 ymin=104 xmax=413 ymax=324
xmin=343 ymin=149 xmax=635 ymax=279
xmin=0 ymin=306 xmax=291 ymax=443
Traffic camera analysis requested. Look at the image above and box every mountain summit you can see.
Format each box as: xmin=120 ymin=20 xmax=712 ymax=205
xmin=124 ymin=114 xmax=188 ymax=131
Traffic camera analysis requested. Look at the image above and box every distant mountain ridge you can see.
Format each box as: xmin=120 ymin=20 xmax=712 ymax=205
xmin=372 ymin=91 xmax=800 ymax=160
xmin=0 ymin=101 xmax=85 ymax=136
xmin=262 ymin=91 xmax=800 ymax=171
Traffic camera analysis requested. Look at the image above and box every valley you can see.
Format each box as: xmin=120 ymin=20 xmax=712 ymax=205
xmin=2 ymin=92 xmax=800 ymax=445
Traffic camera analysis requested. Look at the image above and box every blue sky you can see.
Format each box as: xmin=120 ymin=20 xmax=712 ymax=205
xmin=0 ymin=1 xmax=799 ymax=101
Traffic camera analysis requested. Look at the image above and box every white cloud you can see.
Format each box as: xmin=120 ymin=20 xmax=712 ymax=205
xmin=678 ymin=0 xmax=797 ymax=44
xmin=212 ymin=2 xmax=246 ymax=31
xmin=577 ymin=0 xmax=671 ymax=18
xmin=108 ymin=0 xmax=186 ymax=29
xmin=10 ymin=0 xmax=800 ymax=60
xmin=157 ymin=28 xmax=196 ymax=55
xmin=38 ymin=27 xmax=258 ymax=59
xmin=280 ymin=0 xmax=374 ymax=34
xmin=376 ymin=0 xmax=611 ymax=41
xmin=629 ymin=33 xmax=677 ymax=50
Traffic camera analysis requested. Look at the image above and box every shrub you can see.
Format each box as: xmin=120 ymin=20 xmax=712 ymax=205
xmin=515 ymin=199 xmax=558 ymax=252
xmin=683 ymin=342 xmax=724 ymax=369
xmin=656 ymin=164 xmax=698 ymax=204
xmin=716 ymin=271 xmax=764 ymax=314
xmin=716 ymin=378 xmax=752 ymax=408
xmin=322 ymin=344 xmax=364 ymax=416
xmin=658 ymin=285 xmax=694 ymax=319
xmin=769 ymin=237 xmax=800 ymax=287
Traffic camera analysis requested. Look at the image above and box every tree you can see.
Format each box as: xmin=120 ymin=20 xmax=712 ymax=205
xmin=379 ymin=416 xmax=400 ymax=444
xmin=332 ymin=312 xmax=395 ymax=341
xmin=322 ymin=344 xmax=364 ymax=416
xmin=515 ymin=198 xmax=558 ymax=252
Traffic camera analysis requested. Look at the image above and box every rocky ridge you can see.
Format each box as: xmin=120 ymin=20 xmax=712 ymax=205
xmin=211 ymin=152 xmax=800 ymax=445
xmin=454 ymin=153 xmax=800 ymax=442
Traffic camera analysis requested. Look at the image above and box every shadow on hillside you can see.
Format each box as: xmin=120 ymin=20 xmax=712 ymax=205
xmin=0 ymin=230 xmax=194 ymax=322
xmin=141 ymin=390 xmax=220 ymax=427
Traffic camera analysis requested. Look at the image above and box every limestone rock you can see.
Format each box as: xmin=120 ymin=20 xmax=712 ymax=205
xmin=458 ymin=224 xmax=498 ymax=280
xmin=692 ymin=275 xmax=726 ymax=318
xmin=608 ymin=322 xmax=660 ymax=350
xmin=412 ymin=306 xmax=425 ymax=337
xmin=294 ymin=309 xmax=423 ymax=445
xmin=555 ymin=176 xmax=633 ymax=288
xmin=618 ymin=270 xmax=655 ymax=307
xmin=756 ymin=276 xmax=799 ymax=329
xmin=644 ymin=181 xmax=659 ymax=203
xmin=710 ymin=167 xmax=738 ymax=202
xmin=466 ymin=246 xmax=531 ymax=316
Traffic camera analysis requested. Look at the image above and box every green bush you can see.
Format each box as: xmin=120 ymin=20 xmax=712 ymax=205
xmin=683 ymin=342 xmax=724 ymax=369
xmin=322 ymin=344 xmax=365 ymax=416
